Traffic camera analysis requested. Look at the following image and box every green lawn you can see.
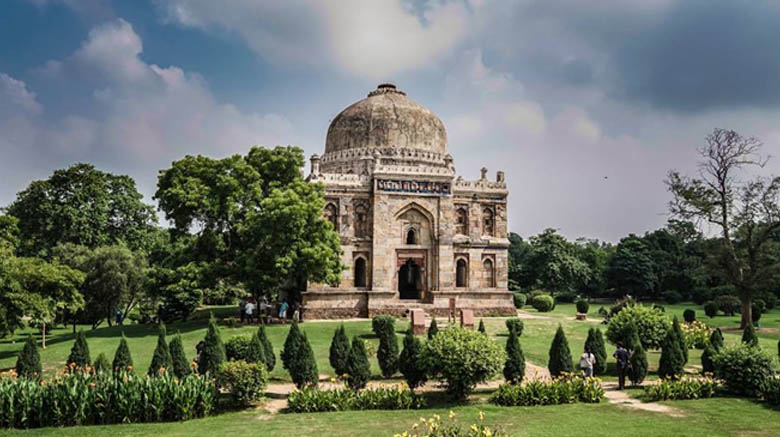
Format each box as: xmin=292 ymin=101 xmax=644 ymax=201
xmin=0 ymin=398 xmax=778 ymax=436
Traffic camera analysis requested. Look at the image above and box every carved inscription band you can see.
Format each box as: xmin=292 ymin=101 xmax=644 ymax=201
xmin=376 ymin=179 xmax=451 ymax=195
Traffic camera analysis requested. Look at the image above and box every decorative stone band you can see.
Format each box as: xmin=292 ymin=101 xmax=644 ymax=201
xmin=376 ymin=178 xmax=452 ymax=195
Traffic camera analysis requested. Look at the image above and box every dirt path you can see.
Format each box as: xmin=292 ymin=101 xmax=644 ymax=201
xmin=602 ymin=382 xmax=684 ymax=417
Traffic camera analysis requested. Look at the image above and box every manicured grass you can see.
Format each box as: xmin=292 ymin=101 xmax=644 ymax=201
xmin=1 ymin=397 xmax=779 ymax=436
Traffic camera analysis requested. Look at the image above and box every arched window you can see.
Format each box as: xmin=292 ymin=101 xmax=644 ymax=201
xmin=406 ymin=229 xmax=417 ymax=244
xmin=482 ymin=258 xmax=495 ymax=288
xmin=324 ymin=203 xmax=338 ymax=229
xmin=354 ymin=203 xmax=368 ymax=237
xmin=354 ymin=257 xmax=367 ymax=288
xmin=456 ymin=259 xmax=468 ymax=288
xmin=455 ymin=207 xmax=468 ymax=235
xmin=482 ymin=207 xmax=495 ymax=236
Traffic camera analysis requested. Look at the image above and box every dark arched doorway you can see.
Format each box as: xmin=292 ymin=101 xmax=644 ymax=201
xmin=398 ymin=259 xmax=422 ymax=299
xmin=456 ymin=259 xmax=468 ymax=287
xmin=354 ymin=257 xmax=366 ymax=288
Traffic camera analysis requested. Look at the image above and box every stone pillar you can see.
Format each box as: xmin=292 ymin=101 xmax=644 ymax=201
xmin=310 ymin=154 xmax=321 ymax=176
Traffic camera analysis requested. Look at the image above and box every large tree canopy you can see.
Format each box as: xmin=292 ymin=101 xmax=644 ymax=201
xmin=154 ymin=146 xmax=343 ymax=300
xmin=526 ymin=228 xmax=591 ymax=292
xmin=607 ymin=235 xmax=657 ymax=298
xmin=6 ymin=163 xmax=157 ymax=257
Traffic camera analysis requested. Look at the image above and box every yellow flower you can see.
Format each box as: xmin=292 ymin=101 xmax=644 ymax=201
xmin=449 ymin=410 xmax=456 ymax=419
xmin=479 ymin=411 xmax=485 ymax=421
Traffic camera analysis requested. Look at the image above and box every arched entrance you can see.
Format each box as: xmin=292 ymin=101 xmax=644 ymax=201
xmin=354 ymin=257 xmax=367 ymax=288
xmin=456 ymin=259 xmax=468 ymax=287
xmin=398 ymin=259 xmax=422 ymax=299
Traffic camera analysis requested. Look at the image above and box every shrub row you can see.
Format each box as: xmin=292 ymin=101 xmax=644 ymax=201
xmin=490 ymin=375 xmax=604 ymax=406
xmin=0 ymin=371 xmax=215 ymax=429
xmin=287 ymin=384 xmax=425 ymax=413
xmin=643 ymin=376 xmax=720 ymax=401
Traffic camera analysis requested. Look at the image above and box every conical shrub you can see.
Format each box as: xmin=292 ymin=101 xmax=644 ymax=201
xmin=245 ymin=333 xmax=265 ymax=363
xmin=709 ymin=328 xmax=724 ymax=350
xmin=503 ymin=329 xmax=525 ymax=383
xmin=257 ymin=323 xmax=275 ymax=371
xmin=149 ymin=322 xmax=173 ymax=376
xmin=629 ymin=343 xmax=648 ymax=385
xmin=377 ymin=322 xmax=399 ymax=378
xmin=93 ymin=352 xmax=110 ymax=375
xmin=112 ymin=334 xmax=134 ymax=373
xmin=15 ymin=334 xmax=41 ymax=380
xmin=742 ymin=323 xmax=759 ymax=347
xmin=701 ymin=344 xmax=716 ymax=373
xmin=329 ymin=325 xmax=350 ymax=376
xmin=399 ymin=330 xmax=427 ymax=390
xmin=282 ymin=320 xmax=303 ymax=371
xmin=67 ymin=330 xmax=91 ymax=368
xmin=658 ymin=328 xmax=684 ymax=380
xmin=198 ymin=314 xmax=225 ymax=375
xmin=672 ymin=316 xmax=688 ymax=364
xmin=346 ymin=336 xmax=371 ymax=390
xmin=169 ymin=333 xmax=192 ymax=378
xmin=427 ymin=319 xmax=439 ymax=340
xmin=585 ymin=327 xmax=608 ymax=375
xmin=478 ymin=319 xmax=486 ymax=334
xmin=548 ymin=325 xmax=573 ymax=377
xmin=288 ymin=332 xmax=318 ymax=389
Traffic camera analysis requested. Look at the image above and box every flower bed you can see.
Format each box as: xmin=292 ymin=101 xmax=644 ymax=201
xmin=0 ymin=369 xmax=216 ymax=429
xmin=490 ymin=375 xmax=604 ymax=406
xmin=643 ymin=376 xmax=721 ymax=401
xmin=287 ymin=384 xmax=424 ymax=413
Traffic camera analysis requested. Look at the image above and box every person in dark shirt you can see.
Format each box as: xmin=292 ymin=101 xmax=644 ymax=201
xmin=613 ymin=343 xmax=630 ymax=390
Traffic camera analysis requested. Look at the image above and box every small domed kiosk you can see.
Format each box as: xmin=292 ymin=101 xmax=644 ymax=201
xmin=304 ymin=84 xmax=513 ymax=319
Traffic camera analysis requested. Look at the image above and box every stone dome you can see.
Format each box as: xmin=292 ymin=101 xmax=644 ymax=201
xmin=324 ymin=84 xmax=447 ymax=156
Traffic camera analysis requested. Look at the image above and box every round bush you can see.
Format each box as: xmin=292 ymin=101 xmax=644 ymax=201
xmin=225 ymin=335 xmax=253 ymax=361
xmin=528 ymin=289 xmax=549 ymax=301
xmin=218 ymin=360 xmax=268 ymax=406
xmin=683 ymin=309 xmax=696 ymax=323
xmin=663 ymin=290 xmax=683 ymax=304
xmin=371 ymin=315 xmax=395 ymax=337
xmin=713 ymin=344 xmax=775 ymax=397
xmin=531 ymin=295 xmax=555 ymax=313
xmin=576 ymin=299 xmax=589 ymax=314
xmin=422 ymin=327 xmax=504 ymax=399
xmin=703 ymin=301 xmax=719 ymax=318
xmin=606 ymin=304 xmax=669 ymax=350
xmin=714 ymin=295 xmax=741 ymax=316
xmin=512 ymin=292 xmax=526 ymax=309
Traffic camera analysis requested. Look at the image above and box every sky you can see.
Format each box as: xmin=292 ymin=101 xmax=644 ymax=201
xmin=2 ymin=0 xmax=780 ymax=242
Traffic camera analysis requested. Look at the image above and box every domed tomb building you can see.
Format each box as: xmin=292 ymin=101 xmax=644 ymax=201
xmin=304 ymin=84 xmax=514 ymax=318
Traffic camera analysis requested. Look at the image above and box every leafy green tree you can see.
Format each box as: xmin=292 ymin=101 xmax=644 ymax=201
xmin=629 ymin=342 xmax=648 ymax=385
xmin=169 ymin=333 xmax=192 ymax=378
xmin=346 ymin=337 xmax=371 ymax=390
xmin=257 ymin=323 xmax=275 ymax=372
xmin=742 ymin=323 xmax=759 ymax=347
xmin=112 ymin=334 xmax=134 ymax=372
xmin=0 ymin=214 xmax=19 ymax=256
xmin=377 ymin=322 xmax=399 ymax=378
xmin=67 ymin=330 xmax=91 ymax=368
xmin=526 ymin=229 xmax=591 ymax=292
xmin=507 ymin=233 xmax=534 ymax=290
xmin=398 ymin=330 xmax=427 ymax=390
xmin=329 ymin=325 xmax=350 ymax=376
xmin=573 ymin=238 xmax=614 ymax=297
xmin=53 ymin=244 xmax=147 ymax=329
xmin=154 ymin=147 xmax=344 ymax=301
xmin=15 ymin=334 xmax=41 ymax=380
xmin=198 ymin=315 xmax=226 ymax=375
xmin=503 ymin=329 xmax=525 ymax=383
xmin=671 ymin=316 xmax=688 ymax=364
xmin=658 ymin=328 xmax=684 ymax=380
xmin=427 ymin=319 xmax=439 ymax=340
xmin=149 ymin=323 xmax=173 ymax=376
xmin=548 ymin=325 xmax=573 ymax=377
xmin=93 ymin=352 xmax=110 ymax=374
xmin=585 ymin=327 xmax=608 ymax=375
xmin=7 ymin=163 xmax=156 ymax=257
xmin=607 ymin=235 xmax=657 ymax=298
xmin=667 ymin=128 xmax=780 ymax=328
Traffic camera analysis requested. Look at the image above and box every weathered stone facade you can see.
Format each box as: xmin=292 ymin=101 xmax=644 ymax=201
xmin=303 ymin=84 xmax=514 ymax=319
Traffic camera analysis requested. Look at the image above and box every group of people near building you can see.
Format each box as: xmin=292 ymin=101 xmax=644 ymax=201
xmin=238 ymin=297 xmax=301 ymax=323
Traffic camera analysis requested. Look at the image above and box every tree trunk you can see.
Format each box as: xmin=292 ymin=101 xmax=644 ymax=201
xmin=740 ymin=297 xmax=753 ymax=329
xmin=41 ymin=322 xmax=46 ymax=350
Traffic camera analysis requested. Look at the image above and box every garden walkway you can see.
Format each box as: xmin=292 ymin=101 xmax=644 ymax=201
xmin=602 ymin=382 xmax=684 ymax=417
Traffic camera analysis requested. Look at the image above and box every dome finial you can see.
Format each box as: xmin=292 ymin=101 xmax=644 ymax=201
xmin=368 ymin=83 xmax=405 ymax=97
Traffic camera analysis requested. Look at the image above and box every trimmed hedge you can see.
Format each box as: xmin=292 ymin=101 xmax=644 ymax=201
xmin=713 ymin=344 xmax=775 ymax=397
xmin=287 ymin=385 xmax=425 ymax=413
xmin=643 ymin=376 xmax=720 ymax=401
xmin=575 ymin=299 xmax=589 ymax=314
xmin=531 ymin=295 xmax=555 ymax=312
xmin=505 ymin=318 xmax=524 ymax=337
xmin=217 ymin=360 xmax=268 ymax=407
xmin=490 ymin=376 xmax=604 ymax=406
xmin=512 ymin=292 xmax=526 ymax=309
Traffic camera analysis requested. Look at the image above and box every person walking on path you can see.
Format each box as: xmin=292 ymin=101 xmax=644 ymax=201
xmin=245 ymin=299 xmax=256 ymax=323
xmin=278 ymin=301 xmax=289 ymax=319
xmin=580 ymin=347 xmax=595 ymax=377
xmin=613 ymin=343 xmax=630 ymax=390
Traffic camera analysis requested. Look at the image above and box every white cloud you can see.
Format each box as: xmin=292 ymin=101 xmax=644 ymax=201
xmin=156 ymin=0 xmax=471 ymax=80
xmin=0 ymin=19 xmax=293 ymax=205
